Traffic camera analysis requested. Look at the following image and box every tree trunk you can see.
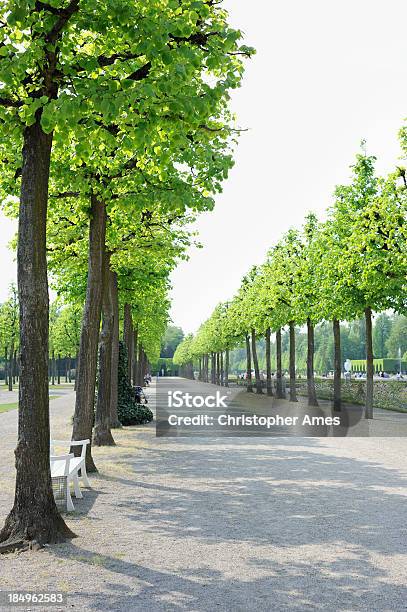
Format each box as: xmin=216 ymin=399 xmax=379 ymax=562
xmin=4 ymin=346 xmax=8 ymax=387
xmin=74 ymin=351 xmax=79 ymax=390
xmin=245 ymin=334 xmax=253 ymax=392
xmin=289 ymin=321 xmax=298 ymax=402
xmin=225 ymin=349 xmax=229 ymax=387
xmin=141 ymin=349 xmax=147 ymax=383
xmin=71 ymin=195 xmax=107 ymax=473
xmin=216 ymin=352 xmax=220 ymax=385
xmin=333 ymin=319 xmax=342 ymax=412
xmin=132 ymin=325 xmax=138 ymax=387
xmin=276 ymin=328 xmax=285 ymax=399
xmin=365 ymin=307 xmax=374 ymax=419
xmin=0 ymin=120 xmax=73 ymax=551
xmin=94 ymin=252 xmax=116 ymax=446
xmin=251 ymin=328 xmax=263 ymax=394
xmin=8 ymin=341 xmax=14 ymax=391
xmin=109 ymin=271 xmax=121 ymax=428
xmin=57 ymin=353 xmax=61 ymax=385
xmin=123 ymin=303 xmax=133 ymax=383
xmin=220 ymin=351 xmax=224 ymax=386
xmin=137 ymin=343 xmax=143 ymax=386
xmin=307 ymin=318 xmax=319 ymax=407
xmin=12 ymin=350 xmax=17 ymax=384
xmin=51 ymin=350 xmax=55 ymax=386
xmin=265 ymin=328 xmax=273 ymax=396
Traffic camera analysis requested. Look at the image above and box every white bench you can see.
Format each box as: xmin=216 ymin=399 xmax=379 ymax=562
xmin=50 ymin=454 xmax=75 ymax=512
xmin=50 ymin=439 xmax=91 ymax=511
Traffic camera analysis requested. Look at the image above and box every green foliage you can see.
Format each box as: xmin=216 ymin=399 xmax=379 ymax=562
xmin=373 ymin=313 xmax=392 ymax=358
xmin=0 ymin=0 xmax=254 ymax=382
xmin=0 ymin=284 xmax=19 ymax=352
xmin=385 ymin=314 xmax=407 ymax=358
xmin=117 ymin=341 xmax=153 ymax=426
xmin=184 ymin=142 xmax=407 ymax=367
xmin=294 ymin=378 xmax=407 ymax=412
xmin=173 ymin=333 xmax=194 ymax=365
xmin=161 ymin=326 xmax=184 ymax=358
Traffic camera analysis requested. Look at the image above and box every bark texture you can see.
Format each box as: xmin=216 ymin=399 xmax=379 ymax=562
xmin=0 ymin=121 xmax=74 ymax=551
xmin=132 ymin=326 xmax=138 ymax=387
xmin=71 ymin=195 xmax=107 ymax=472
xmin=109 ymin=271 xmax=121 ymax=428
xmin=123 ymin=304 xmax=133 ymax=383
xmin=137 ymin=344 xmax=143 ymax=386
xmin=94 ymin=252 xmax=116 ymax=446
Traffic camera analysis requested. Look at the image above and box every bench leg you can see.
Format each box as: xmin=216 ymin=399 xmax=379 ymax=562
xmin=81 ymin=465 xmax=91 ymax=488
xmin=66 ymin=486 xmax=75 ymax=512
xmin=72 ymin=475 xmax=83 ymax=499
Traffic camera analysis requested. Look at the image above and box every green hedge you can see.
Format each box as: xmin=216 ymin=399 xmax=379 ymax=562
xmin=295 ymin=379 xmax=407 ymax=412
xmin=118 ymin=341 xmax=153 ymax=426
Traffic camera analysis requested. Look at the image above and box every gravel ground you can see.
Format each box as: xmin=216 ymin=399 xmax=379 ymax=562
xmin=0 ymin=380 xmax=407 ymax=611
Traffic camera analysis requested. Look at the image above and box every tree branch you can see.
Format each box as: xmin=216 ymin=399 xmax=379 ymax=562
xmin=0 ymin=97 xmax=22 ymax=108
xmin=50 ymin=191 xmax=80 ymax=199
xmin=45 ymin=0 xmax=80 ymax=44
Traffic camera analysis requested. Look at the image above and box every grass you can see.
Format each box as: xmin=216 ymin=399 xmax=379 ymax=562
xmin=0 ymin=403 xmax=17 ymax=414
xmin=0 ymin=395 xmax=61 ymax=414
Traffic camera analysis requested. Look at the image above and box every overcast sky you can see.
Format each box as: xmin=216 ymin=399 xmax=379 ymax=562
xmin=1 ymin=0 xmax=406 ymax=331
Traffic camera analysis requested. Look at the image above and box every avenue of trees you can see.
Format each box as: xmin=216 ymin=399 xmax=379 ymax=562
xmin=174 ymin=144 xmax=407 ymax=417
xmin=0 ymin=0 xmax=253 ymax=552
xmin=220 ymin=313 xmax=407 ymax=376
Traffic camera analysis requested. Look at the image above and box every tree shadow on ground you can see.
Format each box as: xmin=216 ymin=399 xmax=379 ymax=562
xmin=50 ymin=436 xmax=407 ymax=610
xmin=51 ymin=539 xmax=407 ymax=611
xmin=99 ymin=437 xmax=407 ymax=552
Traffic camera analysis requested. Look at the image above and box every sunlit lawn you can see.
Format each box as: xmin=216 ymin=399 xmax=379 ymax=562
xmin=0 ymin=396 xmax=61 ymax=414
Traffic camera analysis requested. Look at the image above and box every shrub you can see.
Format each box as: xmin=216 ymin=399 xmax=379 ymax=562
xmin=117 ymin=341 xmax=153 ymax=426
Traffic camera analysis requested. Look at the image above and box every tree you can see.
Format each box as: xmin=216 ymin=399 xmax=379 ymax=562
xmin=161 ymin=326 xmax=184 ymax=358
xmin=386 ymin=315 xmax=407 ymax=359
xmin=0 ymin=285 xmax=19 ymax=391
xmin=373 ymin=313 xmax=392 ymax=358
xmin=0 ymin=0 xmax=253 ymax=551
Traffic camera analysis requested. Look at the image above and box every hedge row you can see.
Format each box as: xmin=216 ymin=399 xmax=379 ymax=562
xmin=295 ymin=379 xmax=407 ymax=412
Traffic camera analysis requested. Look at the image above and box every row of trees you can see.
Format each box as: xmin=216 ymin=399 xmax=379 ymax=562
xmin=221 ymin=314 xmax=407 ymax=375
xmin=174 ymin=144 xmax=407 ymax=417
xmin=0 ymin=284 xmax=19 ymax=390
xmin=0 ymin=0 xmax=252 ymax=551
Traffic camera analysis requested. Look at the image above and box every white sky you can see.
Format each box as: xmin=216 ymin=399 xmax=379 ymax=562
xmin=1 ymin=0 xmax=406 ymax=327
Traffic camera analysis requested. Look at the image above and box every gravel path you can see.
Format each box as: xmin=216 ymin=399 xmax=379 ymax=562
xmin=0 ymin=380 xmax=406 ymax=611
